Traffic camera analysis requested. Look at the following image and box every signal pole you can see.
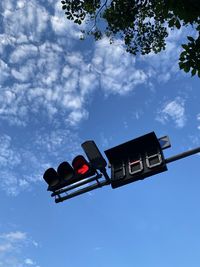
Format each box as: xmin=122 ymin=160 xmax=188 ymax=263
xmin=165 ymin=147 xmax=200 ymax=164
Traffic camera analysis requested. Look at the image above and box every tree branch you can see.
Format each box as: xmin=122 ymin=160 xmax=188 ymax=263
xmin=89 ymin=0 xmax=108 ymax=33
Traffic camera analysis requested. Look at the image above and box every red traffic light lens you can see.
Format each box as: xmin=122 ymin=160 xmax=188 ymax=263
xmin=43 ymin=168 xmax=60 ymax=187
xmin=77 ymin=164 xmax=89 ymax=175
xmin=72 ymin=155 xmax=91 ymax=175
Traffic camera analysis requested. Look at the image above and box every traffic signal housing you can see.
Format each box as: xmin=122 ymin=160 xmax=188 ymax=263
xmin=43 ymin=155 xmax=96 ymax=192
xmin=104 ymin=132 xmax=167 ymax=189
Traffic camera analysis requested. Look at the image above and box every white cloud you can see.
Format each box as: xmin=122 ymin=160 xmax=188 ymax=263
xmin=0 ymin=0 xmax=187 ymax=130
xmin=0 ymin=134 xmax=42 ymax=195
xmin=0 ymin=231 xmax=39 ymax=267
xmin=0 ymin=231 xmax=27 ymax=242
xmin=196 ymin=114 xmax=200 ymax=130
xmin=9 ymin=44 xmax=38 ymax=64
xmin=0 ymin=59 xmax=10 ymax=83
xmin=66 ymin=109 xmax=89 ymax=126
xmin=2 ymin=0 xmax=49 ymax=41
xmin=24 ymin=258 xmax=34 ymax=265
xmin=92 ymin=38 xmax=148 ymax=95
xmin=156 ymin=97 xmax=186 ymax=128
xmin=0 ymin=243 xmax=13 ymax=253
xmin=0 ymin=135 xmax=21 ymax=169
xmin=141 ymin=41 xmax=180 ymax=83
xmin=0 ymin=39 xmax=97 ymax=127
xmin=34 ymin=129 xmax=81 ymax=158
xmin=140 ymin=26 xmax=194 ymax=83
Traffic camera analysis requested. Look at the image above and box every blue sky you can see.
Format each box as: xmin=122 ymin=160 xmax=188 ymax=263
xmin=0 ymin=0 xmax=200 ymax=266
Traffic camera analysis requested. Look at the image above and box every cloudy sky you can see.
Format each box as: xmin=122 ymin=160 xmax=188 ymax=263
xmin=0 ymin=1 xmax=200 ymax=266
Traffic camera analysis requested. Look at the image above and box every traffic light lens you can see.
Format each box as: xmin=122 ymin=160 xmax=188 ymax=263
xmin=72 ymin=155 xmax=92 ymax=175
xmin=43 ymin=168 xmax=60 ymax=187
xmin=77 ymin=164 xmax=89 ymax=174
xmin=57 ymin=162 xmax=74 ymax=181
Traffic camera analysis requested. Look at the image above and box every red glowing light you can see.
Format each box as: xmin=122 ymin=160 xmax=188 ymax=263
xmin=77 ymin=164 xmax=89 ymax=174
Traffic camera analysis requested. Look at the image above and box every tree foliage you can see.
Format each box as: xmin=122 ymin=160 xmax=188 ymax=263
xmin=61 ymin=0 xmax=200 ymax=77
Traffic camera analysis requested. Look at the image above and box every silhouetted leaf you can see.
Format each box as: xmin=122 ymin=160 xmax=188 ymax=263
xmin=179 ymin=62 xmax=185 ymax=69
xmin=168 ymin=18 xmax=175 ymax=27
xmin=191 ymin=69 xmax=196 ymax=76
xmin=184 ymin=64 xmax=190 ymax=73
xmin=182 ymin=44 xmax=188 ymax=50
xmin=175 ymin=19 xmax=181 ymax=29
xmin=187 ymin=36 xmax=194 ymax=42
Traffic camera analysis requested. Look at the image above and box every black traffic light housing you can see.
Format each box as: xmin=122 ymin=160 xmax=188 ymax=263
xmin=43 ymin=155 xmax=96 ymax=192
xmin=104 ymin=132 xmax=167 ymax=188
xmin=43 ymin=140 xmax=110 ymax=202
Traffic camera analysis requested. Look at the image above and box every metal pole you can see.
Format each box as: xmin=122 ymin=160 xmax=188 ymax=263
xmin=165 ymin=147 xmax=200 ymax=164
xmin=55 ymin=180 xmax=108 ymax=203
xmin=51 ymin=173 xmax=102 ymax=197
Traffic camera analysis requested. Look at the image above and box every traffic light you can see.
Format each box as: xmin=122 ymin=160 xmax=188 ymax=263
xmin=43 ymin=155 xmax=96 ymax=192
xmin=43 ymin=131 xmax=200 ymax=203
xmin=104 ymin=132 xmax=167 ymax=188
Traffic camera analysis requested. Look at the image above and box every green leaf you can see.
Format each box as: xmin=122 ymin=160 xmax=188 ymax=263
xmin=175 ymin=19 xmax=181 ymax=29
xmin=168 ymin=13 xmax=174 ymax=18
xmin=168 ymin=18 xmax=175 ymax=28
xmin=184 ymin=64 xmax=190 ymax=73
xmin=179 ymin=62 xmax=185 ymax=69
xmin=187 ymin=36 xmax=194 ymax=42
xmin=180 ymin=51 xmax=187 ymax=57
xmin=191 ymin=69 xmax=196 ymax=76
xmin=179 ymin=52 xmax=187 ymax=61
xmin=181 ymin=44 xmax=188 ymax=50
